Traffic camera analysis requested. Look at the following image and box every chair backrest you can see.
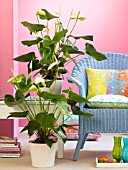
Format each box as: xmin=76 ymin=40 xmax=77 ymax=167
xmin=71 ymin=52 xmax=128 ymax=97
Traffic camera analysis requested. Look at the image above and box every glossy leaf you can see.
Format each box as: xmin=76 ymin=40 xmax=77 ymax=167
xmin=14 ymin=52 xmax=36 ymax=62
xmin=69 ymin=90 xmax=89 ymax=104
xmin=22 ymin=37 xmax=42 ymax=47
xmin=85 ymin=43 xmax=107 ymax=61
xmin=7 ymin=111 xmax=29 ymax=118
xmin=43 ymin=35 xmax=52 ymax=47
xmin=39 ymin=91 xmax=67 ymax=102
xmin=15 ymin=90 xmax=25 ymax=103
xmin=57 ymin=101 xmax=71 ymax=117
xmin=71 ymin=105 xmax=94 ymax=118
xmin=22 ymin=21 xmax=45 ymax=33
xmin=61 ymin=45 xmax=84 ymax=55
xmin=8 ymin=74 xmax=26 ymax=85
xmin=54 ymin=128 xmax=67 ymax=143
xmin=4 ymin=94 xmax=15 ymax=107
xmin=39 ymin=9 xmax=59 ymax=20
xmin=52 ymin=29 xmax=68 ymax=44
xmin=21 ymin=121 xmax=40 ymax=136
xmin=28 ymin=60 xmax=41 ymax=73
xmin=36 ymin=113 xmax=55 ymax=128
xmin=44 ymin=138 xmax=54 ymax=148
xmin=68 ymin=35 xmax=93 ymax=41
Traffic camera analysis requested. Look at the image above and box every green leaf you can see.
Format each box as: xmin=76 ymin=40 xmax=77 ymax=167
xmin=68 ymin=35 xmax=93 ymax=41
xmin=22 ymin=37 xmax=42 ymax=47
xmin=85 ymin=43 xmax=107 ymax=61
xmin=39 ymin=91 xmax=67 ymax=102
xmin=55 ymin=128 xmax=67 ymax=143
xmin=27 ymin=76 xmax=32 ymax=86
xmin=43 ymin=35 xmax=52 ymax=47
xmin=39 ymin=43 xmax=54 ymax=63
xmin=4 ymin=94 xmax=15 ymax=107
xmin=22 ymin=21 xmax=45 ymax=33
xmin=69 ymin=90 xmax=89 ymax=104
xmin=28 ymin=60 xmax=41 ymax=73
xmin=15 ymin=90 xmax=25 ymax=103
xmin=8 ymin=74 xmax=26 ymax=85
xmin=61 ymin=124 xmax=77 ymax=130
xmin=36 ymin=113 xmax=55 ymax=128
xmin=44 ymin=138 xmax=54 ymax=148
xmin=56 ymin=101 xmax=71 ymax=117
xmin=61 ymin=45 xmax=84 ymax=55
xmin=64 ymin=51 xmax=76 ymax=64
xmin=52 ymin=29 xmax=68 ymax=44
xmin=58 ymin=68 xmax=68 ymax=75
xmin=14 ymin=52 xmax=36 ymax=62
xmin=39 ymin=9 xmax=59 ymax=20
xmin=21 ymin=121 xmax=39 ymax=137
xmin=7 ymin=111 xmax=29 ymax=118
xmin=78 ymin=17 xmax=86 ymax=21
xmin=71 ymin=105 xmax=94 ymax=118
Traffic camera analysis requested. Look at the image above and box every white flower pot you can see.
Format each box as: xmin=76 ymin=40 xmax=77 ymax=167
xmin=44 ymin=79 xmax=63 ymax=94
xmin=29 ymin=141 xmax=58 ymax=168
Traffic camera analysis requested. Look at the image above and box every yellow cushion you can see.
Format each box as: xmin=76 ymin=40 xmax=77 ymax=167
xmin=86 ymin=68 xmax=128 ymax=99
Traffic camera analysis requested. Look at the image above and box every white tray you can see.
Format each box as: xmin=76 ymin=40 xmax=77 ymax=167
xmin=96 ymin=158 xmax=128 ymax=168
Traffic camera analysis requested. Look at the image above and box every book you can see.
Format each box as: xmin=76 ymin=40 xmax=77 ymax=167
xmin=0 ymin=142 xmax=21 ymax=148
xmin=0 ymin=150 xmax=21 ymax=154
xmin=0 ymin=153 xmax=21 ymax=158
xmin=0 ymin=136 xmax=18 ymax=143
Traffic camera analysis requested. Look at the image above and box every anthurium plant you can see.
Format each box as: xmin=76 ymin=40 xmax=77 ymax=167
xmin=3 ymin=8 xmax=106 ymax=147
xmin=13 ymin=8 xmax=106 ymax=85
xmin=4 ymin=75 xmax=93 ymax=147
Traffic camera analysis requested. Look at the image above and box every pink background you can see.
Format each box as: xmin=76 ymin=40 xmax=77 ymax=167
xmin=0 ymin=0 xmax=128 ymax=133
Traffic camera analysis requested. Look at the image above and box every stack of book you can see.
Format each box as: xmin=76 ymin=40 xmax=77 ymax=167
xmin=0 ymin=136 xmax=21 ymax=157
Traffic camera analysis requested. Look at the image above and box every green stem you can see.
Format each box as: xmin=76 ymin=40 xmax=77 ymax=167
xmin=23 ymin=100 xmax=35 ymax=119
xmin=69 ymin=11 xmax=80 ymax=35
xmin=46 ymin=101 xmax=50 ymax=113
xmin=66 ymin=9 xmax=74 ymax=29
xmin=55 ymin=110 xmax=61 ymax=122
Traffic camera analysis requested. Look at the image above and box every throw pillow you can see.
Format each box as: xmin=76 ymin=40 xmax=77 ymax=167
xmin=86 ymin=68 xmax=128 ymax=99
xmin=88 ymin=94 xmax=128 ymax=108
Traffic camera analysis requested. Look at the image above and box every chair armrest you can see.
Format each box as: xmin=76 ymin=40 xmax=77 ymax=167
xmin=67 ymin=76 xmax=86 ymax=99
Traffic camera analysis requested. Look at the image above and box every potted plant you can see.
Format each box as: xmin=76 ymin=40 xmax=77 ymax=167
xmin=3 ymin=8 xmax=106 ymax=168
xmin=13 ymin=8 xmax=106 ymax=92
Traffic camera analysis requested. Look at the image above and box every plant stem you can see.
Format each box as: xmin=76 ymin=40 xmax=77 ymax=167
xmin=69 ymin=11 xmax=80 ymax=35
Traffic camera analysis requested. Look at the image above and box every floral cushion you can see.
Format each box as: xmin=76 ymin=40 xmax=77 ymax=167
xmin=88 ymin=94 xmax=128 ymax=108
xmin=86 ymin=68 xmax=128 ymax=99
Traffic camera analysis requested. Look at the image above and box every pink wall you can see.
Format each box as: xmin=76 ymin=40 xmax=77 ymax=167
xmin=18 ymin=0 xmax=128 ymax=91
xmin=0 ymin=0 xmax=13 ymax=96
xmin=0 ymin=0 xmax=128 ymax=128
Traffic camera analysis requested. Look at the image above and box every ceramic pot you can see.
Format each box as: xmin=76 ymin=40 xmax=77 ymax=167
xmin=29 ymin=141 xmax=58 ymax=168
xmin=122 ymin=137 xmax=128 ymax=163
xmin=112 ymin=136 xmax=122 ymax=162
xmin=43 ymin=79 xmax=63 ymax=94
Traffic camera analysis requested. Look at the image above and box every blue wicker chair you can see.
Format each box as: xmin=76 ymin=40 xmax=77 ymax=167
xmin=67 ymin=52 xmax=128 ymax=160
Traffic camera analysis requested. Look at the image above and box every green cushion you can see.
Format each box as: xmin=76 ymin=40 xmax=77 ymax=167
xmin=88 ymin=95 xmax=128 ymax=108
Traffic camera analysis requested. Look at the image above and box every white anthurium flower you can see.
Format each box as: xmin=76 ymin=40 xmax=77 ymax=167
xmin=71 ymin=77 xmax=82 ymax=86
xmin=48 ymin=61 xmax=60 ymax=70
xmin=7 ymin=77 xmax=14 ymax=83
xmin=32 ymin=31 xmax=42 ymax=38
xmin=70 ymin=13 xmax=78 ymax=19
xmin=28 ymin=85 xmax=37 ymax=92
xmin=29 ymin=61 xmax=33 ymax=69
xmin=35 ymin=77 xmax=45 ymax=85
xmin=38 ymin=87 xmax=43 ymax=93
xmin=36 ymin=10 xmax=46 ymax=16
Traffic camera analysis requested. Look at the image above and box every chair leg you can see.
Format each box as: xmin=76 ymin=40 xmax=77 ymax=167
xmin=80 ymin=133 xmax=88 ymax=149
xmin=73 ymin=133 xmax=89 ymax=161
